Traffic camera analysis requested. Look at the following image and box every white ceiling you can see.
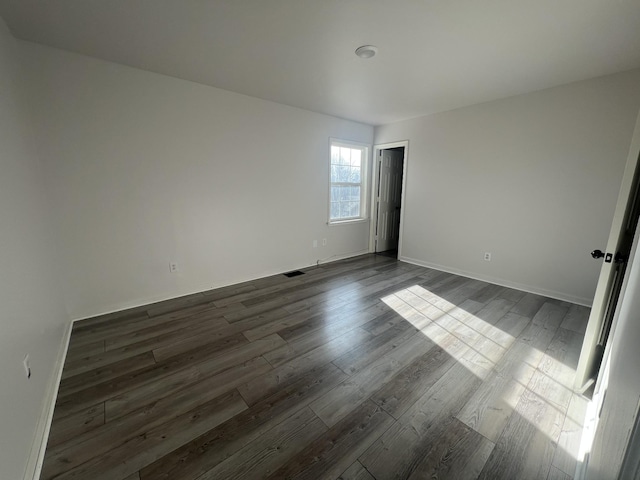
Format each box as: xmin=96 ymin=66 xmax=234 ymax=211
xmin=1 ymin=0 xmax=640 ymax=126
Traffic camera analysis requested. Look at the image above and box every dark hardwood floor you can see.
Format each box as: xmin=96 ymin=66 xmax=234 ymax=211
xmin=42 ymin=254 xmax=590 ymax=480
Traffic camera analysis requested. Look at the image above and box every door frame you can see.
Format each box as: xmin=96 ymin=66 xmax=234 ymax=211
xmin=369 ymin=140 xmax=409 ymax=256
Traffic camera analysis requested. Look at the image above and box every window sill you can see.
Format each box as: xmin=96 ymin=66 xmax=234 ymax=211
xmin=328 ymin=218 xmax=369 ymax=226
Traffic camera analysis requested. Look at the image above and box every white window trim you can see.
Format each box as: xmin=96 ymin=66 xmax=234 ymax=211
xmin=328 ymin=138 xmax=371 ymax=225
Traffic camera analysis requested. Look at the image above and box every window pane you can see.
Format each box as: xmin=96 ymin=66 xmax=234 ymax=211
xmin=349 ymin=166 xmax=361 ymax=183
xmin=338 ymin=166 xmax=350 ymax=182
xmin=330 ymin=202 xmax=340 ymax=219
xmin=330 ymin=186 xmax=339 ymax=203
xmin=345 ymin=201 xmax=358 ymax=218
xmin=351 ymin=149 xmax=361 ymax=167
xmin=331 ymin=146 xmax=340 ymax=164
xmin=339 ymin=202 xmax=348 ymax=218
xmin=350 ymin=186 xmax=361 ymax=201
xmin=330 ymin=165 xmax=339 ymax=182
xmin=339 ymin=147 xmax=351 ymax=165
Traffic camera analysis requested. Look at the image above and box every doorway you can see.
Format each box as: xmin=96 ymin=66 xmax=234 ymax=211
xmin=370 ymin=142 xmax=408 ymax=259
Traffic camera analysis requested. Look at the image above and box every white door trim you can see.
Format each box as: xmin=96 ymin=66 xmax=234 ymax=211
xmin=369 ymin=140 xmax=409 ymax=257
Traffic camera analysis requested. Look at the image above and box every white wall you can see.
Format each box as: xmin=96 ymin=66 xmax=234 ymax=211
xmin=0 ymin=19 xmax=68 ymax=480
xmin=376 ymin=70 xmax=640 ymax=305
xmin=20 ymin=42 xmax=374 ymax=320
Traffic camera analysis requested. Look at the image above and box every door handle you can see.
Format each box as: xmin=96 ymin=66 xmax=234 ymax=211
xmin=591 ymin=249 xmax=605 ymax=259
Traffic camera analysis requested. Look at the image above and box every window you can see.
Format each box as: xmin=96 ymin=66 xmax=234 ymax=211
xmin=329 ymin=140 xmax=368 ymax=223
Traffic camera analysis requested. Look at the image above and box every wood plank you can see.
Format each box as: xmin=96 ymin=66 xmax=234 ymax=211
xmin=54 ymin=333 xmax=252 ymax=417
xmin=337 ymin=461 xmax=375 ymax=480
xmin=359 ymin=363 xmax=482 ymax=480
xmin=424 ymin=272 xmax=469 ymax=296
xmin=406 ymin=418 xmax=495 ymax=480
xmin=310 ymin=332 xmax=434 ymax=427
xmin=200 ymin=281 xmax=257 ymax=301
xmin=145 ymin=292 xmax=213 ymax=317
xmin=275 ymin=303 xmax=381 ymax=343
xmin=241 ymin=296 xmax=353 ymax=342
xmin=103 ymin=304 xmax=241 ymax=351
xmin=338 ymin=270 xmax=427 ymax=303
xmin=478 ymin=389 xmax=557 ymax=480
xmin=151 ymin=312 xmax=283 ymax=361
xmin=265 ymin=401 xmax=394 ymax=480
xmin=547 ymin=465 xmax=573 ymax=480
xmin=279 ymin=265 xmax=387 ymax=314
xmin=560 ymin=304 xmax=590 ymax=334
xmin=478 ymin=325 xmax=581 ymax=480
xmin=497 ymin=286 xmax=527 ymax=303
xmin=225 ymin=286 xmax=326 ymax=323
xmin=332 ymin=318 xmax=418 ymax=374
xmin=139 ymin=363 xmax=348 ymax=480
xmin=72 ymin=309 xmax=148 ymax=332
xmin=518 ymin=301 xmax=568 ymax=351
xmin=47 ymin=403 xmax=104 ymax=448
xmin=195 ymin=407 xmax=327 ymax=480
xmin=469 ymin=282 xmax=505 ymax=304
xmin=444 ymin=310 xmax=530 ymax=382
xmin=240 ymin=265 xmax=376 ymax=308
xmin=46 ymin=390 xmax=248 ymax=480
xmin=472 ymin=297 xmax=517 ymax=326
xmin=456 ymin=341 xmax=540 ymax=442
xmin=263 ymin=303 xmax=394 ymax=368
xmin=105 ymin=354 xmax=271 ymax=421
xmin=44 ymin=359 xmax=270 ymax=478
xmin=209 ymin=255 xmax=389 ymax=308
xmin=511 ymin=292 xmax=548 ymax=318
xmin=391 ymin=287 xmax=450 ymax=321
xmin=237 ymin=327 xmax=373 ymax=406
xmin=58 ymin=352 xmax=156 ymax=398
xmin=65 ymin=339 xmax=105 ymax=362
xmin=62 ymin=315 xmax=230 ymax=378
xmin=552 ymin=392 xmax=589 ymax=478
xmin=70 ymin=302 xmax=231 ymax=348
xmin=371 ymin=345 xmax=456 ymax=419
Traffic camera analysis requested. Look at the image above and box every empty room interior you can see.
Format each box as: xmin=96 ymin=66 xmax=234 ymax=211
xmin=3 ymin=1 xmax=640 ymax=479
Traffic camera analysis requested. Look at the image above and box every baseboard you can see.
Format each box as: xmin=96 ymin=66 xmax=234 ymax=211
xmin=316 ymin=249 xmax=370 ymax=266
xmin=71 ymin=249 xmax=372 ymax=323
xmin=23 ymin=320 xmax=73 ymax=480
xmin=399 ymin=255 xmax=593 ymax=307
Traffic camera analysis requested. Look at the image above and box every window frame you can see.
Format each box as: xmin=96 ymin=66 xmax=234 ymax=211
xmin=328 ymin=138 xmax=370 ymax=225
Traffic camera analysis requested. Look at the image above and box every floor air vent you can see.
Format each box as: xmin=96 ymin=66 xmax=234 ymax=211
xmin=283 ymin=270 xmax=305 ymax=278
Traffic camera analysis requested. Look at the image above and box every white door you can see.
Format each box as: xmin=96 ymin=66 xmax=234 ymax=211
xmin=375 ymin=149 xmax=404 ymax=252
xmin=577 ymin=110 xmax=640 ymax=478
xmin=575 ymin=110 xmax=640 ymax=389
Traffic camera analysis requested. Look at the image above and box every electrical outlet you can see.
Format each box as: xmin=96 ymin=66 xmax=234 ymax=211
xmin=169 ymin=262 xmax=179 ymax=273
xmin=23 ymin=354 xmax=31 ymax=379
xmin=484 ymin=252 xmax=492 ymax=261
xmin=313 ymin=240 xmax=318 ymax=248
xmin=322 ymin=238 xmax=327 ymax=246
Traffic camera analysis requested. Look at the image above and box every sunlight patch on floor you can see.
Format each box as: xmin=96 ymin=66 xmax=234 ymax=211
xmin=382 ymin=284 xmax=587 ymax=468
